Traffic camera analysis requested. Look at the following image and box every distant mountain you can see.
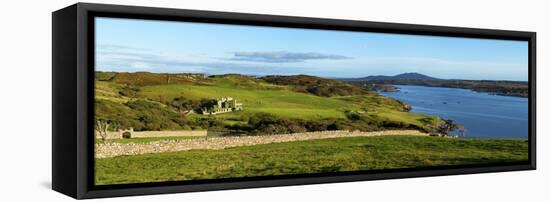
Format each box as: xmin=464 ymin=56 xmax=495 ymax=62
xmin=341 ymin=72 xmax=528 ymax=97
xmin=359 ymin=73 xmax=440 ymax=81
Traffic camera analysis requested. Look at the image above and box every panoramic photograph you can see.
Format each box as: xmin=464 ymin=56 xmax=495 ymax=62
xmin=93 ymin=17 xmax=529 ymax=185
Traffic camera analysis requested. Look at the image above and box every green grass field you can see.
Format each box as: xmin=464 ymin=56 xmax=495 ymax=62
xmin=95 ymin=73 xmax=444 ymax=132
xmin=95 ymin=136 xmax=528 ymax=185
xmin=134 ymin=77 xmax=441 ymax=127
xmin=138 ymin=82 xmax=352 ymax=120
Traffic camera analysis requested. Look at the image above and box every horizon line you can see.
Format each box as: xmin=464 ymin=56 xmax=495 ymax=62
xmin=95 ymin=70 xmax=528 ymax=82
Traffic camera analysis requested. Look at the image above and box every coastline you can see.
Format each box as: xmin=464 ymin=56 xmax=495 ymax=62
xmin=380 ymin=85 xmax=528 ymax=139
xmin=343 ymin=78 xmax=528 ymax=98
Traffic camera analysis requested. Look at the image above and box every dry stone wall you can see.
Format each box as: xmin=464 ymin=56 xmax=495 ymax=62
xmin=95 ymin=130 xmax=428 ymax=158
xmin=130 ymin=130 xmax=207 ymax=138
xmin=95 ymin=130 xmax=207 ymax=139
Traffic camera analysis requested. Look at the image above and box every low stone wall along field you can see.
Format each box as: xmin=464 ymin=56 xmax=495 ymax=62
xmin=95 ymin=130 xmax=428 ymax=158
xmin=96 ymin=130 xmax=207 ymax=139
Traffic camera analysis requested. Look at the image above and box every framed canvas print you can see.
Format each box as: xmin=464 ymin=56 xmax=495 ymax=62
xmin=52 ymin=3 xmax=536 ymax=199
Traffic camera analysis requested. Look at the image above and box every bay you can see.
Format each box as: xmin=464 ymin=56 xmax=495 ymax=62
xmin=380 ymin=85 xmax=528 ymax=138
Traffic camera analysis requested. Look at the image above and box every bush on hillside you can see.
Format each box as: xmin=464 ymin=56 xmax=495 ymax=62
xmin=246 ymin=113 xmax=306 ymax=135
xmin=169 ymin=96 xmax=199 ymax=113
xmin=95 ymin=99 xmax=191 ymax=131
xmin=122 ymin=132 xmax=131 ymax=139
xmin=118 ymin=86 xmax=140 ymax=98
xmin=261 ymin=75 xmax=370 ymax=97
xmin=126 ymin=100 xmax=188 ymax=131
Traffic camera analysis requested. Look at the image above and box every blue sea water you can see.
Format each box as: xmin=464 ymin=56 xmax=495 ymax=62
xmin=380 ymin=85 xmax=528 ymax=138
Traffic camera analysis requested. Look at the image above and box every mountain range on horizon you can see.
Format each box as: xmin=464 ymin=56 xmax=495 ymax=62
xmin=95 ymin=71 xmax=528 ymax=97
xmin=350 ymin=72 xmax=440 ymax=81
xmin=96 ymin=70 xmax=528 ymax=83
xmin=347 ymin=72 xmax=527 ymax=82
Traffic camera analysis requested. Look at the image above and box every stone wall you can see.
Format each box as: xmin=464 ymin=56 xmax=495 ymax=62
xmin=131 ymin=130 xmax=207 ymax=138
xmin=95 ymin=130 xmax=428 ymax=158
xmin=95 ymin=130 xmax=207 ymax=139
xmin=95 ymin=130 xmax=123 ymax=140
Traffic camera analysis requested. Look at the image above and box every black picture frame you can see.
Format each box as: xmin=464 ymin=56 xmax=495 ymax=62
xmin=52 ymin=3 xmax=536 ymax=199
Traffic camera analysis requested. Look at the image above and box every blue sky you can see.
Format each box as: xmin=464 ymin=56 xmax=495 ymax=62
xmin=95 ymin=17 xmax=528 ymax=81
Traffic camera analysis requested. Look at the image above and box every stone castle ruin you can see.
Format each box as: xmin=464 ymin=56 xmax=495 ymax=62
xmin=201 ymin=97 xmax=243 ymax=115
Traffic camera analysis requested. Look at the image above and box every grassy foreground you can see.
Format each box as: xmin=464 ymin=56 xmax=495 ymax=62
xmin=95 ymin=136 xmax=528 ymax=185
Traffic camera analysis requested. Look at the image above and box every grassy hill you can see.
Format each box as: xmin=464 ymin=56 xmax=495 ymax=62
xmin=94 ymin=72 xmax=443 ymax=134
xmin=95 ymin=135 xmax=528 ymax=185
xmin=261 ymin=74 xmax=370 ymax=97
xmin=97 ymin=71 xmax=211 ymax=86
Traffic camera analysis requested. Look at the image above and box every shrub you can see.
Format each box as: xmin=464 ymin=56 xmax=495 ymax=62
xmin=95 ymin=99 xmax=142 ymax=130
xmin=122 ymin=132 xmax=131 ymax=139
xmin=118 ymin=86 xmax=140 ymax=97
xmin=191 ymin=117 xmax=225 ymax=130
xmin=96 ymin=99 xmax=192 ymax=131
xmin=246 ymin=113 xmax=307 ymax=135
xmin=169 ymin=96 xmax=199 ymax=113
xmin=345 ymin=111 xmax=362 ymax=121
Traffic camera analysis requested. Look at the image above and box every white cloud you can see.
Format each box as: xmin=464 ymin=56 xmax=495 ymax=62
xmin=226 ymin=51 xmax=352 ymax=63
